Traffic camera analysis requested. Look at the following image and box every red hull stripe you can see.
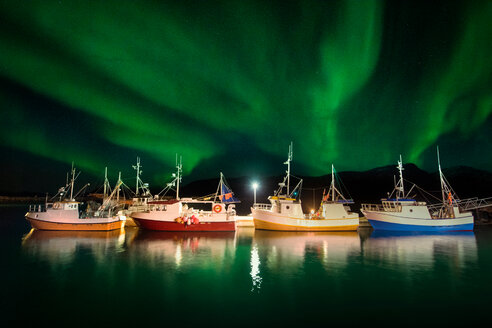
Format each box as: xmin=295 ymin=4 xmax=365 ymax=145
xmin=132 ymin=218 xmax=236 ymax=231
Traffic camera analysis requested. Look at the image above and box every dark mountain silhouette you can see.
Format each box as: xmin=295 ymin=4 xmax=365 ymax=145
xmin=5 ymin=164 xmax=492 ymax=218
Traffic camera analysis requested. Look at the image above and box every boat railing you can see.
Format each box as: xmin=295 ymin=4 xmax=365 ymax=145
xmin=253 ymin=203 xmax=272 ymax=211
xmin=361 ymin=204 xmax=383 ymax=211
xmin=361 ymin=203 xmax=402 ymax=212
xmin=456 ymin=197 xmax=492 ymax=211
xmin=28 ymin=204 xmax=48 ymax=212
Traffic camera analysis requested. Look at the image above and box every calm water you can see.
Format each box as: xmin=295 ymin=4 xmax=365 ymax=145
xmin=2 ymin=205 xmax=492 ymax=327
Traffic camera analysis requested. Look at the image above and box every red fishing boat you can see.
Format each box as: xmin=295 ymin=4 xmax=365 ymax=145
xmin=130 ymin=157 xmax=239 ymax=231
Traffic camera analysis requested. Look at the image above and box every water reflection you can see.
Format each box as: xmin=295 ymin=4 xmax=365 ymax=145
xmin=250 ymin=231 xmax=361 ymax=290
xmin=364 ymin=231 xmax=477 ymax=270
xmin=21 ymin=228 xmax=126 ymax=265
xmin=250 ymin=244 xmax=261 ymax=292
xmin=128 ymin=230 xmax=236 ymax=269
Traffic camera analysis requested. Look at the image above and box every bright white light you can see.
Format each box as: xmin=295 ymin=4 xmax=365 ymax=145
xmin=252 ymin=182 xmax=259 ymax=190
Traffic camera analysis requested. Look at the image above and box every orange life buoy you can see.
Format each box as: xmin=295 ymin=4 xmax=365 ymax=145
xmin=213 ymin=204 xmax=222 ymax=213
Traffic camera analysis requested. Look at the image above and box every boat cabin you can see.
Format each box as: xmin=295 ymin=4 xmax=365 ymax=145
xmin=147 ymin=199 xmax=181 ymax=213
xmin=52 ymin=201 xmax=79 ymax=211
xmin=269 ymin=196 xmax=304 ymax=218
xmin=320 ymin=201 xmax=357 ymax=219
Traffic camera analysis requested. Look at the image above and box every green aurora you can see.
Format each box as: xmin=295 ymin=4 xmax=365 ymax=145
xmin=1 ymin=0 xmax=491 ymax=192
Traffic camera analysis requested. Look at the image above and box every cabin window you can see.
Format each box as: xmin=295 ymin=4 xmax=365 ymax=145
xmin=286 ymin=206 xmax=290 ymax=210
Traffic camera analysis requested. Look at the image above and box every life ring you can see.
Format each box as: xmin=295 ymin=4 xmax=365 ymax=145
xmin=213 ymin=204 xmax=222 ymax=213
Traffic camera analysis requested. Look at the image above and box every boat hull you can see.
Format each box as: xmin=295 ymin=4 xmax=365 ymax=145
xmin=253 ymin=209 xmax=358 ymax=231
xmin=26 ymin=216 xmax=125 ymax=231
xmin=132 ymin=217 xmax=236 ymax=232
xmin=363 ymin=211 xmax=474 ymax=232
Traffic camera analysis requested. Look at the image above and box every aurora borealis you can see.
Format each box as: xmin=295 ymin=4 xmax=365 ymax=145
xmin=1 ymin=0 xmax=491 ymax=193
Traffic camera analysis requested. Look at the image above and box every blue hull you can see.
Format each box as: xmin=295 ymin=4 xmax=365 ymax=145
xmin=370 ymin=230 xmax=475 ymax=238
xmin=367 ymin=219 xmax=474 ymax=232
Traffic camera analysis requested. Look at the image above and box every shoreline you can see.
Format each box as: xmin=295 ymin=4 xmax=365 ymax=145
xmin=0 ymin=196 xmax=44 ymax=204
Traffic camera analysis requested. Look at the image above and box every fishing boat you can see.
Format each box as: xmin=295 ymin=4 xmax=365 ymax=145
xmin=310 ymin=165 xmax=359 ymax=230
xmin=130 ymin=157 xmax=238 ymax=231
xmin=252 ymin=144 xmax=356 ymax=231
xmin=116 ymin=157 xmax=153 ymax=227
xmin=25 ymin=164 xmax=126 ymax=231
xmin=361 ymin=151 xmax=474 ymax=232
xmin=251 ymin=143 xmax=305 ymax=230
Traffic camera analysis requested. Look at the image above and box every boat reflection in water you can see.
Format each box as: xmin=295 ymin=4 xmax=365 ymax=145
xmin=128 ymin=230 xmax=236 ymax=269
xmin=364 ymin=231 xmax=477 ymax=270
xmin=21 ymin=228 xmax=126 ymax=265
xmin=250 ymin=231 xmax=361 ymax=291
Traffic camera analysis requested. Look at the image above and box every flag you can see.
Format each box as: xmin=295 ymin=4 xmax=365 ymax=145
xmin=221 ymin=184 xmax=240 ymax=203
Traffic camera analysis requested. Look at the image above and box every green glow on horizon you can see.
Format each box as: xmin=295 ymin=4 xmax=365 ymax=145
xmin=0 ymin=0 xmax=491 ymax=182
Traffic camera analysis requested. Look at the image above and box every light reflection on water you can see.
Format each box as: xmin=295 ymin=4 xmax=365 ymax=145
xmin=20 ymin=228 xmax=479 ymax=283
xmin=13 ymin=209 xmax=490 ymax=327
xmin=251 ymin=230 xmax=363 ymax=284
xmin=363 ymin=231 xmax=477 ymax=271
xmin=250 ymin=244 xmax=261 ymax=292
xmin=21 ymin=228 xmax=127 ymax=265
xmin=126 ymin=230 xmax=237 ymax=270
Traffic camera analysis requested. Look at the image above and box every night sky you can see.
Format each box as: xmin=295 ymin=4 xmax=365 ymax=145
xmin=1 ymin=0 xmax=491 ymax=193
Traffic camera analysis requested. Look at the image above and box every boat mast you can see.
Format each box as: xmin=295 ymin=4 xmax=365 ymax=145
xmin=116 ymin=171 xmax=121 ymax=203
xmin=331 ymin=164 xmax=335 ymax=202
xmin=103 ymin=167 xmax=108 ymax=200
xmin=285 ymin=142 xmax=293 ymax=196
xmin=70 ymin=162 xmax=75 ymax=200
xmin=133 ymin=157 xmax=142 ymax=196
xmin=175 ymin=154 xmax=182 ymax=200
xmin=216 ymin=172 xmax=224 ymax=201
xmin=437 ymin=146 xmax=446 ymax=204
xmin=396 ymin=155 xmax=405 ymax=199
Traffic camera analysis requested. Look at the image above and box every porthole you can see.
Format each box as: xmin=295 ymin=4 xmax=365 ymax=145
xmin=286 ymin=206 xmax=290 ymax=210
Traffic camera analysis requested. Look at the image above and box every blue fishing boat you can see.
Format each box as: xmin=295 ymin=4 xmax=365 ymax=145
xmin=361 ymin=150 xmax=474 ymax=232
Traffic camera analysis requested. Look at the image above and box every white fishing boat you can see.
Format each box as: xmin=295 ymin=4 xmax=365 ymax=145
xmin=130 ymin=157 xmax=238 ymax=231
xmin=118 ymin=157 xmax=153 ymax=227
xmin=311 ymin=165 xmax=359 ymax=230
xmin=252 ymin=144 xmax=357 ymax=231
xmin=361 ymin=151 xmax=474 ymax=232
xmin=25 ymin=164 xmax=126 ymax=231
xmin=251 ymin=143 xmax=304 ymax=230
